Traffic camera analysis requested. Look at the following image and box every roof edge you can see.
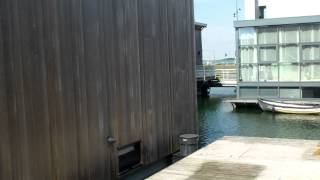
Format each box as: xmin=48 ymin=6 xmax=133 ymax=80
xmin=195 ymin=22 xmax=207 ymax=28
xmin=234 ymin=15 xmax=320 ymax=28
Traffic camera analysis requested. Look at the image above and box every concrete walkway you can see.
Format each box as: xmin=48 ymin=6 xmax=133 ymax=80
xmin=148 ymin=136 xmax=320 ymax=180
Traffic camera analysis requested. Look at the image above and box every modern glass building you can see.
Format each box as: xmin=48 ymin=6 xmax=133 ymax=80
xmin=234 ymin=15 xmax=320 ymax=99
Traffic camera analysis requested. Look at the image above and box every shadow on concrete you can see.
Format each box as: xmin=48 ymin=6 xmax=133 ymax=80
xmin=186 ymin=161 xmax=265 ymax=180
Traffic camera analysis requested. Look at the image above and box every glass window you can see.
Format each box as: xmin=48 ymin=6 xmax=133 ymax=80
xmin=301 ymin=24 xmax=320 ymax=43
xmin=240 ymin=87 xmax=258 ymax=98
xmin=259 ymin=64 xmax=278 ymax=82
xmin=240 ymin=64 xmax=257 ymax=82
xmin=301 ymin=63 xmax=320 ymax=81
xmin=302 ymin=87 xmax=320 ymax=98
xmin=280 ymin=88 xmax=300 ymax=98
xmin=302 ymin=45 xmax=320 ymax=61
xmin=258 ymin=27 xmax=278 ymax=44
xmin=279 ymin=64 xmax=299 ymax=81
xmin=240 ymin=47 xmax=257 ymax=63
xmin=239 ymin=27 xmax=257 ymax=45
xmin=259 ymin=46 xmax=277 ymax=62
xmin=279 ymin=45 xmax=299 ymax=62
xmin=279 ymin=26 xmax=299 ymax=43
xmin=259 ymin=87 xmax=278 ymax=98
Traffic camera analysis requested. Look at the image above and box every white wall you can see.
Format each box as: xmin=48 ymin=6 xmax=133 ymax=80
xmin=245 ymin=0 xmax=320 ymax=20
xmin=244 ymin=0 xmax=257 ymax=20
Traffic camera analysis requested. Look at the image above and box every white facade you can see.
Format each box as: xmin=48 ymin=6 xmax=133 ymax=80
xmin=235 ymin=15 xmax=320 ymax=99
xmin=245 ymin=0 xmax=320 ymax=20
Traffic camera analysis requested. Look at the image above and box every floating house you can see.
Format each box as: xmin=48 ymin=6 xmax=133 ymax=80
xmin=0 ymin=0 xmax=197 ymax=179
xmin=195 ymin=22 xmax=207 ymax=65
xmin=235 ymin=0 xmax=320 ymax=99
xmin=195 ymin=22 xmax=222 ymax=96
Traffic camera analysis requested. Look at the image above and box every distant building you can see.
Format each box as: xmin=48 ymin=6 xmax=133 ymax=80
xmin=202 ymin=60 xmax=215 ymax=66
xmin=235 ymin=2 xmax=320 ymax=99
xmin=213 ymin=58 xmax=236 ymax=65
xmin=195 ymin=22 xmax=207 ymax=65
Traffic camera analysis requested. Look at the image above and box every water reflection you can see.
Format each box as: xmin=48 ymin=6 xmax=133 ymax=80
xmin=198 ymin=88 xmax=320 ymax=147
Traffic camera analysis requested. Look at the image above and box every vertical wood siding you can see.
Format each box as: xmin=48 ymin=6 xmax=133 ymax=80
xmin=0 ymin=0 xmax=196 ymax=179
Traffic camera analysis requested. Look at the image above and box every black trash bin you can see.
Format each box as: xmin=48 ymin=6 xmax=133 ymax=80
xmin=179 ymin=134 xmax=199 ymax=157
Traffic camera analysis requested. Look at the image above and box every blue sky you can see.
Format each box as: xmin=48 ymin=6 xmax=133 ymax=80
xmin=194 ymin=0 xmax=244 ymax=60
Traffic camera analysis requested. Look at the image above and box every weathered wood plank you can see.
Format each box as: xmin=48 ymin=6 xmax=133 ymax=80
xmin=0 ymin=5 xmax=12 ymax=179
xmin=168 ymin=0 xmax=197 ymax=151
xmin=4 ymin=0 xmax=32 ymax=179
xmin=21 ymin=0 xmax=53 ymax=178
xmin=69 ymin=0 xmax=91 ymax=178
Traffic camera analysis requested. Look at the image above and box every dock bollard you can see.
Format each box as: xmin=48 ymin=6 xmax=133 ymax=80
xmin=179 ymin=134 xmax=199 ymax=157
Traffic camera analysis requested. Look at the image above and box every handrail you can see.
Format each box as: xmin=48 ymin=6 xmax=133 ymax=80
xmin=196 ymin=65 xmax=215 ymax=80
xmin=214 ymin=68 xmax=237 ymax=85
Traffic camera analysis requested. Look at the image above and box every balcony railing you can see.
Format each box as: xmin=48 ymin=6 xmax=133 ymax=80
xmin=215 ymin=69 xmax=237 ymax=85
xmin=196 ymin=65 xmax=215 ymax=81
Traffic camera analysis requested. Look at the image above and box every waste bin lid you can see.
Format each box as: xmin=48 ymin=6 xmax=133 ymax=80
xmin=180 ymin=134 xmax=199 ymax=139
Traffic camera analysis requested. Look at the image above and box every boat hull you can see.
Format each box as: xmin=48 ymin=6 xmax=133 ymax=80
xmin=258 ymin=99 xmax=320 ymax=114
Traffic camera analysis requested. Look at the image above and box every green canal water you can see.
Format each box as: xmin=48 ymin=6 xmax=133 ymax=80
xmin=198 ymin=87 xmax=320 ymax=147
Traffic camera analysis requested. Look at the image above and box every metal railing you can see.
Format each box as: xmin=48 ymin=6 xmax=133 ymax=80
xmin=215 ymin=69 xmax=237 ymax=85
xmin=196 ymin=65 xmax=215 ymax=81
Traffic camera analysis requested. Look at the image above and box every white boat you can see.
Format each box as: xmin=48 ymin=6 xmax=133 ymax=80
xmin=258 ymin=99 xmax=320 ymax=114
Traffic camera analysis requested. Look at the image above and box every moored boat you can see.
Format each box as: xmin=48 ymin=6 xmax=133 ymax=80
xmin=258 ymin=98 xmax=320 ymax=114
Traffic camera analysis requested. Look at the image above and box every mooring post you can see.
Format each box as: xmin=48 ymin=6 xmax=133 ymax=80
xmin=179 ymin=134 xmax=199 ymax=157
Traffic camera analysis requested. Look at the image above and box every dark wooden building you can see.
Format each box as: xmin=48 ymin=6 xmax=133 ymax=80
xmin=195 ymin=22 xmax=207 ymax=65
xmin=0 ymin=0 xmax=197 ymax=179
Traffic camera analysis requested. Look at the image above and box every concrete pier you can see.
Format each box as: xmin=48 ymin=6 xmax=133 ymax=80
xmin=148 ymin=136 xmax=320 ymax=180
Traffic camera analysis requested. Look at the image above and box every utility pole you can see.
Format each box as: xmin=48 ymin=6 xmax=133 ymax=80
xmin=234 ymin=0 xmax=241 ymax=20
xmin=236 ymin=0 xmax=238 ymax=20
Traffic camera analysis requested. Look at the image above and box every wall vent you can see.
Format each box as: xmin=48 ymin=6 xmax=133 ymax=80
xmin=118 ymin=141 xmax=141 ymax=175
